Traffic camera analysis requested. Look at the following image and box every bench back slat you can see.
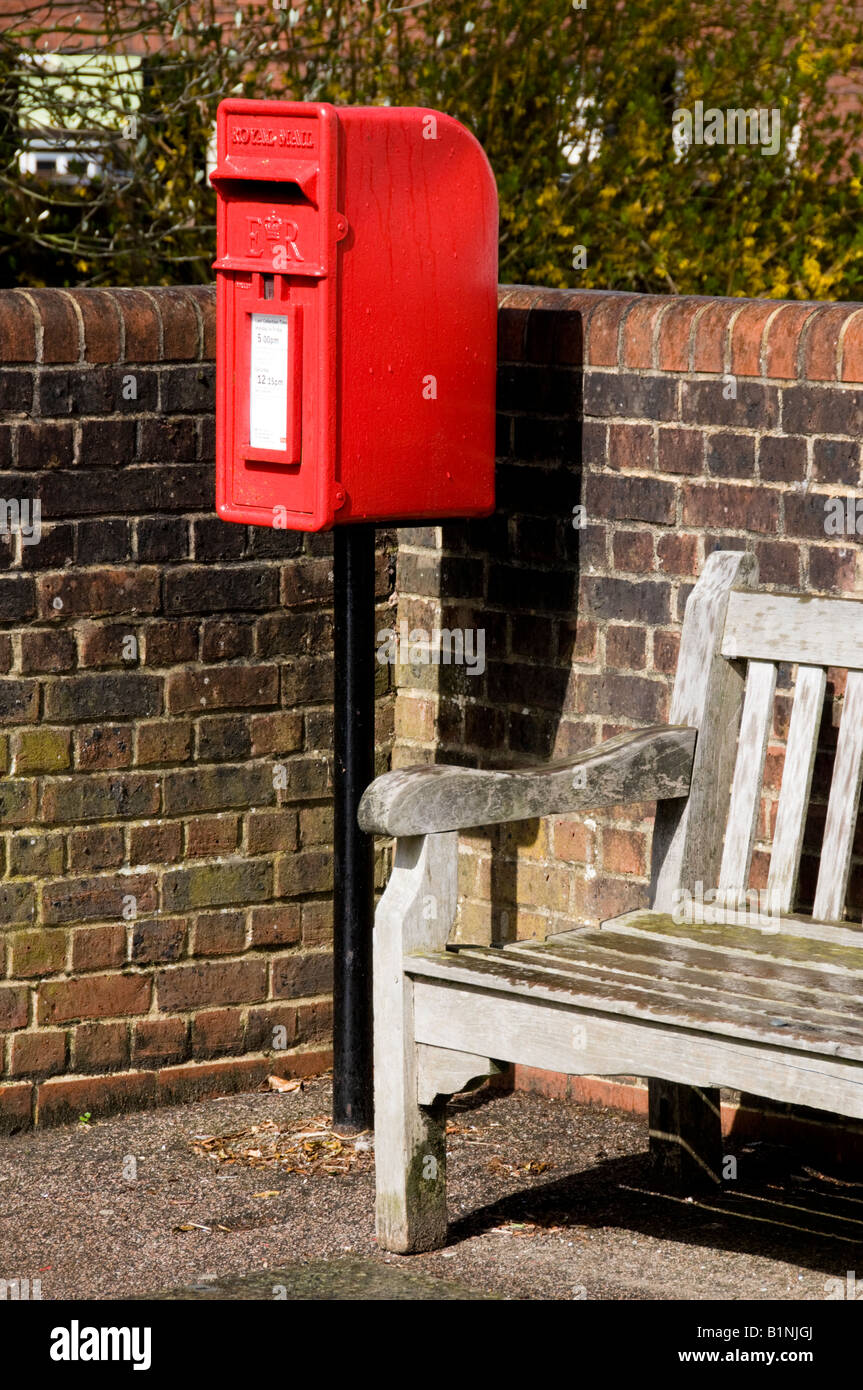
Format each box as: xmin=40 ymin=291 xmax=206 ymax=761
xmin=767 ymin=665 xmax=827 ymax=913
xmin=718 ymin=659 xmax=777 ymax=894
xmin=812 ymin=670 xmax=863 ymax=922
xmin=722 ymin=590 xmax=863 ymax=669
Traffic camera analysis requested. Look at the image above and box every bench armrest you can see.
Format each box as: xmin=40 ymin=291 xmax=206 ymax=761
xmin=358 ymin=725 xmax=696 ymax=836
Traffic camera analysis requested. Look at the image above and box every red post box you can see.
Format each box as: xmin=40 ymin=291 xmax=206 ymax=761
xmin=211 ymin=100 xmax=498 ymax=532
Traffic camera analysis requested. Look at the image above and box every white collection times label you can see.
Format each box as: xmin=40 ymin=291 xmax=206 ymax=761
xmin=249 ymin=313 xmax=289 ymax=451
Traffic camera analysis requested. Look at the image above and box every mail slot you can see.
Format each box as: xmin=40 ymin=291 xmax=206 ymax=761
xmin=212 ymin=99 xmax=498 ymax=531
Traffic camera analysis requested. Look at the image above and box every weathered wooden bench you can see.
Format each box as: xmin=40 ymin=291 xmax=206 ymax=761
xmin=358 ymin=549 xmax=863 ymax=1253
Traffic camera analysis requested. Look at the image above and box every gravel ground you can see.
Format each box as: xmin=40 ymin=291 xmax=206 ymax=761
xmin=0 ymin=1076 xmax=860 ymax=1302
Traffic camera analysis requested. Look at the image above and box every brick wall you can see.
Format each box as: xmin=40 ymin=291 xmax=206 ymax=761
xmin=394 ymin=287 xmax=863 ymax=947
xmin=4 ymin=281 xmax=863 ymax=1134
xmin=0 ymin=286 xmax=394 ymax=1132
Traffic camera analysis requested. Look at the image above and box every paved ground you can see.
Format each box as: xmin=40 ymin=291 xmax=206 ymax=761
xmin=0 ymin=1076 xmax=860 ymax=1301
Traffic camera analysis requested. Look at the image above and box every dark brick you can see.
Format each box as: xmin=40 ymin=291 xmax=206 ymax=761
xmin=197 ymin=716 xmax=252 ymax=763
xmin=76 ymin=518 xmax=132 ymax=565
xmin=132 ymin=1016 xmax=188 ymax=1067
xmin=583 ymin=371 xmax=677 ymax=421
xmin=680 ymin=379 xmax=779 ymax=429
xmin=0 ymin=576 xmax=36 ymax=622
xmin=164 ymin=565 xmax=278 ymax=614
xmin=272 ymin=952 xmax=333 ymax=999
xmin=0 ymin=679 xmax=39 ymax=723
xmin=200 ymin=618 xmax=254 ymax=662
xmin=160 ymin=364 xmax=214 ymax=413
xmin=41 ymin=773 xmax=159 ymax=824
xmin=813 ymin=438 xmax=861 ymax=486
xmin=161 ymin=860 xmax=272 ymax=911
xmin=782 ymin=385 xmax=863 ymax=436
xmin=135 ymin=517 xmax=189 ymax=563
xmin=0 ymin=369 xmax=34 ymax=412
xmin=44 ymin=673 xmax=161 ymax=721
xmin=130 ymin=918 xmax=186 ymax=964
xmin=143 ymin=619 xmax=199 ymax=666
xmin=759 ymin=436 xmax=807 ymax=483
xmin=584 ymin=474 xmax=675 ymax=525
xmin=583 ymin=576 xmax=671 ymax=624
xmin=73 ymin=1022 xmax=129 ymax=1072
xmin=138 ymin=417 xmax=198 ymax=461
xmin=19 ymin=522 xmax=75 ymax=571
xmin=78 ymin=420 xmax=137 ymax=467
xmin=162 ymin=763 xmax=274 ymax=815
xmin=192 ymin=517 xmax=247 ymax=561
xmin=41 ymin=871 xmax=156 ymax=926
xmin=16 ymin=422 xmax=74 ymax=470
xmin=705 ymin=432 xmax=757 ymax=479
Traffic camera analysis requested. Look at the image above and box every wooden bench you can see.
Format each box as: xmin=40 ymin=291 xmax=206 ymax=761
xmin=358 ymin=549 xmax=863 ymax=1253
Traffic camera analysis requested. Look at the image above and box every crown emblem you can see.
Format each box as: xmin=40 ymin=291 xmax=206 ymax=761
xmin=263 ymin=213 xmax=282 ymax=240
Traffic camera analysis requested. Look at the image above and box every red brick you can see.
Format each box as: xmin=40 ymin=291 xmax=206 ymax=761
xmin=29 ymin=289 xmax=80 ymax=363
xmin=840 ymin=308 xmax=863 ymax=383
xmin=249 ymin=711 xmax=303 ymax=756
xmin=186 ymin=286 xmax=216 ymax=358
xmin=131 ymin=1016 xmax=187 ymax=1068
xmin=611 ymin=530 xmax=653 ymax=574
xmin=803 ymin=304 xmax=851 ymax=382
xmin=0 ymin=291 xmax=37 ymax=362
xmin=129 ymin=821 xmax=183 ymax=866
xmin=156 ymin=288 xmax=200 ymax=361
xmin=729 ymin=300 xmax=776 ymax=377
xmin=136 ymin=720 xmax=193 ymax=766
xmin=620 ymin=297 xmax=669 ymax=370
xmin=691 ymin=299 xmax=739 ymax=374
xmin=165 ymin=664 xmax=279 ymax=714
xmin=74 ymin=725 xmax=134 ymax=771
xmin=192 ymin=1007 xmax=245 ymax=1057
xmin=113 ymin=288 xmax=161 ymax=361
xmin=603 ymin=827 xmax=647 ymax=876
xmin=67 ymin=289 xmax=123 ymax=363
xmin=37 ymin=1071 xmax=156 ymax=1126
xmin=249 ymin=903 xmax=301 ymax=949
xmin=41 ymin=871 xmax=156 ymax=926
xmin=67 ymin=825 xmax=125 ymax=872
xmin=656 ymin=532 xmax=699 ymax=576
xmin=657 ymin=298 xmax=707 ymax=372
xmin=9 ymin=1031 xmax=66 ymax=1077
xmin=607 ymin=422 xmax=653 ymax=471
xmin=193 ymin=910 xmax=246 ymax=955
xmin=71 ymin=924 xmax=125 ymax=972
xmin=585 ymin=294 xmax=638 ymax=366
xmin=73 ymin=1021 xmax=129 ymax=1072
xmin=246 ymin=808 xmax=298 ymax=854
xmin=185 ymin=814 xmax=239 ymax=857
xmin=0 ymin=1082 xmax=33 ymax=1133
xmin=156 ymin=959 xmax=267 ymax=1012
xmin=38 ymin=973 xmax=151 ymax=1025
xmin=763 ymin=303 xmax=818 ymax=379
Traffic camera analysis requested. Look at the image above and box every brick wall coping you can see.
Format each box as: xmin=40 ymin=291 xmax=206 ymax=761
xmin=4 ymin=285 xmax=863 ymax=384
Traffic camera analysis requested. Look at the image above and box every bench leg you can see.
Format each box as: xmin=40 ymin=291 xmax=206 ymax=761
xmin=375 ymin=1041 xmax=449 ymax=1254
xmin=373 ymin=832 xmax=457 ymax=1253
xmin=648 ymin=1080 xmax=722 ymax=1188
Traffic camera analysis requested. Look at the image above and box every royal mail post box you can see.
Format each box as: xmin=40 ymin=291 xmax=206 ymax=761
xmin=211 ymin=99 xmax=498 ymax=531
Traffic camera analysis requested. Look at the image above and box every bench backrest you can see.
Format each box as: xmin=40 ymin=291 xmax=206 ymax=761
xmin=650 ymin=551 xmax=863 ymax=925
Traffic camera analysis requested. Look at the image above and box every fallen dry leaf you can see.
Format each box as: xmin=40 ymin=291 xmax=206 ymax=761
xmin=266 ymin=1076 xmax=302 ymax=1093
xmin=189 ymin=1115 xmax=374 ymax=1176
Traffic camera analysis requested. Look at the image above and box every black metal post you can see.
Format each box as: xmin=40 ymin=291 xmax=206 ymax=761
xmin=332 ymin=523 xmax=376 ymax=1131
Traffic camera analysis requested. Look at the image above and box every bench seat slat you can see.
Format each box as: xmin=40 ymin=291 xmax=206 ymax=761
xmin=502 ymin=936 xmax=863 ymax=1025
xmin=406 ymin=946 xmax=863 ymax=1058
